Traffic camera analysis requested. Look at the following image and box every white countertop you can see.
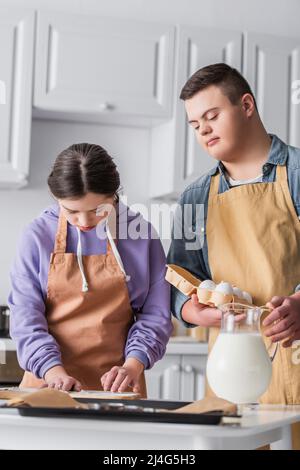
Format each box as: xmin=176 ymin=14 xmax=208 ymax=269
xmin=0 ymin=404 xmax=299 ymax=450
xmin=0 ymin=338 xmax=16 ymax=352
xmin=167 ymin=337 xmax=208 ymax=355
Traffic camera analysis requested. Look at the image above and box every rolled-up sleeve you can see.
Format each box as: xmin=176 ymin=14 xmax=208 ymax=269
xmin=167 ymin=195 xmax=210 ymax=327
xmin=8 ymin=228 xmax=62 ymax=379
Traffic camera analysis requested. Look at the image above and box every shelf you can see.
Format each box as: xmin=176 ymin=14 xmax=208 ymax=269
xmin=167 ymin=338 xmax=208 ymax=355
xmin=0 ymin=339 xmax=16 ymax=352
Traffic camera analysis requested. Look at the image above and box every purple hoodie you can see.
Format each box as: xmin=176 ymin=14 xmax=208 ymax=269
xmin=8 ymin=201 xmax=172 ymax=379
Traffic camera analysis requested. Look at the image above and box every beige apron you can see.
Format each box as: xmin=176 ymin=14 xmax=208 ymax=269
xmin=20 ymin=212 xmax=147 ymax=397
xmin=206 ymin=164 xmax=300 ymax=449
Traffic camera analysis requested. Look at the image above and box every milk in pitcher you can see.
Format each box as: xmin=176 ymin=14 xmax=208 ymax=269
xmin=206 ymin=331 xmax=272 ymax=404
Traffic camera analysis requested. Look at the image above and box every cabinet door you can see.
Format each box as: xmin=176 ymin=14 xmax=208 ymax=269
xmin=0 ymin=9 xmax=35 ymax=188
xmin=244 ymin=32 xmax=300 ymax=147
xmin=180 ymin=354 xmax=207 ymax=402
xmin=150 ymin=27 xmax=242 ymax=199
xmin=145 ymin=355 xmax=181 ymax=400
xmin=34 ymin=12 xmax=175 ymax=119
xmin=175 ymin=27 xmax=243 ymax=192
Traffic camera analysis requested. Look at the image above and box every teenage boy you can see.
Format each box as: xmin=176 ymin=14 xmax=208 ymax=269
xmin=168 ymin=63 xmax=300 ymax=448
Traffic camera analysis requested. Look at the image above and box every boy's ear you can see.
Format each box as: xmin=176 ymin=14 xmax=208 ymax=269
xmin=241 ymin=93 xmax=256 ymax=117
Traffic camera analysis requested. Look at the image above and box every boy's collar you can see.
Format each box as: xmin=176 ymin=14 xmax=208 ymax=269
xmin=208 ymin=134 xmax=289 ymax=177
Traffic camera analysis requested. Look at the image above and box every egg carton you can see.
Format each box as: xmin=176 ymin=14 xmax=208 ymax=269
xmin=166 ymin=264 xmax=253 ymax=307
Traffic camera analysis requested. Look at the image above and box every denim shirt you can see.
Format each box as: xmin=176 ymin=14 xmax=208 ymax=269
xmin=167 ymin=135 xmax=300 ymax=327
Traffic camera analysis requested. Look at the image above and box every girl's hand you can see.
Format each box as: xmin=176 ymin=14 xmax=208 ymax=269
xmin=44 ymin=365 xmax=82 ymax=391
xmin=101 ymin=358 xmax=145 ymax=393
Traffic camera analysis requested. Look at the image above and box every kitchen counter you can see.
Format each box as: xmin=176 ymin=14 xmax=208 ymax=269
xmin=0 ymin=404 xmax=299 ymax=450
xmin=167 ymin=337 xmax=208 ymax=355
xmin=0 ymin=338 xmax=17 ymax=351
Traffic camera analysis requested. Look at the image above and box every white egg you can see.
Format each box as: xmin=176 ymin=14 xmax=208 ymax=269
xmin=233 ymin=287 xmax=243 ymax=298
xmin=242 ymin=291 xmax=253 ymax=304
xmin=199 ymin=280 xmax=216 ymax=291
xmin=215 ymin=281 xmax=233 ymax=295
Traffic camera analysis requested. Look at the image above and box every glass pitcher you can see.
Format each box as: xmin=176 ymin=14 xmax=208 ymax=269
xmin=206 ymin=303 xmax=277 ymax=404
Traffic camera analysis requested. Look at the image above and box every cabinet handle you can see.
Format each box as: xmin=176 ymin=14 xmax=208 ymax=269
xmin=99 ymin=102 xmax=114 ymax=111
xmin=184 ymin=365 xmax=193 ymax=373
xmin=171 ymin=364 xmax=180 ymax=372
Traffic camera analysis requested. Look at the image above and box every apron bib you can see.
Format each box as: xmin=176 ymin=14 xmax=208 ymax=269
xmin=20 ymin=212 xmax=147 ymax=397
xmin=206 ymin=164 xmax=300 ymax=448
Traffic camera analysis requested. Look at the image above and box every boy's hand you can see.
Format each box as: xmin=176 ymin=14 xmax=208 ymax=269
xmin=182 ymin=294 xmax=222 ymax=327
xmin=101 ymin=358 xmax=145 ymax=393
xmin=263 ymin=295 xmax=300 ymax=347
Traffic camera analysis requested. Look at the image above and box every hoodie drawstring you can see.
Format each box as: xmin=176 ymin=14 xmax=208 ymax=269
xmin=76 ymin=221 xmax=130 ymax=293
xmin=76 ymin=227 xmax=89 ymax=293
xmin=106 ymin=220 xmax=131 ymax=282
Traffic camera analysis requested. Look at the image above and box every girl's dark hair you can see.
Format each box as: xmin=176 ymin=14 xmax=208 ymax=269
xmin=47 ymin=143 xmax=120 ymax=199
xmin=180 ymin=63 xmax=257 ymax=110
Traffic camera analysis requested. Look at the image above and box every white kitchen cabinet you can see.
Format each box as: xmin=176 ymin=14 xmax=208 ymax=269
xmin=0 ymin=8 xmax=35 ymax=188
xmin=34 ymin=12 xmax=175 ymax=123
xmin=150 ymin=28 xmax=300 ymax=199
xmin=145 ymin=354 xmax=181 ymax=401
xmin=180 ymin=354 xmax=207 ymax=402
xmin=150 ymin=27 xmax=242 ymax=199
xmin=244 ymin=32 xmax=300 ymax=148
xmin=145 ymin=341 xmax=208 ymax=401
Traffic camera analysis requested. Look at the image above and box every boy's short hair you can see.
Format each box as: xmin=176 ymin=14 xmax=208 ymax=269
xmin=180 ymin=63 xmax=257 ymax=110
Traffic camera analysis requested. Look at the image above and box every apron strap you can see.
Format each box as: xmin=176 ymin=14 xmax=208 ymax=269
xmin=276 ymin=164 xmax=287 ymax=183
xmin=54 ymin=211 xmax=68 ymax=254
xmin=105 ymin=220 xmax=115 ymax=255
xmin=105 ymin=221 xmax=130 ymax=281
xmin=106 ymin=238 xmax=113 ymax=254
xmin=208 ymin=172 xmax=221 ymax=203
xmin=208 ymin=165 xmax=287 ymax=203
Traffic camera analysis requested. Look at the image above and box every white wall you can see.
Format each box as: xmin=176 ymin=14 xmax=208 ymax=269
xmin=1 ymin=0 xmax=300 ymax=303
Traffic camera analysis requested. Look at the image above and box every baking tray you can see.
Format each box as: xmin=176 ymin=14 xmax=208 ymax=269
xmin=11 ymin=398 xmax=237 ymax=425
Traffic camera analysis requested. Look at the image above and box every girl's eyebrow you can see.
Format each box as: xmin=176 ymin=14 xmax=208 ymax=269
xmin=61 ymin=204 xmax=98 ymax=212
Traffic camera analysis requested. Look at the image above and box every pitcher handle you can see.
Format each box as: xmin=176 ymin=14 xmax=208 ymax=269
xmin=259 ymin=305 xmax=279 ymax=362
xmin=268 ymin=341 xmax=279 ymax=362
